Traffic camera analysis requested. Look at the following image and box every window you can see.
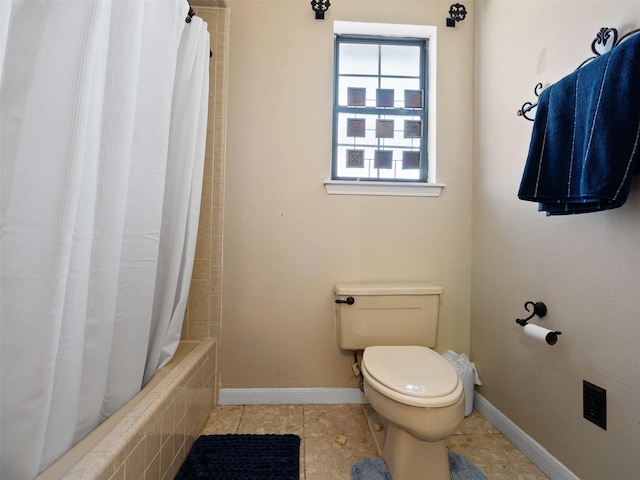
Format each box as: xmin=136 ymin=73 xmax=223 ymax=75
xmin=325 ymin=22 xmax=441 ymax=197
xmin=332 ymin=35 xmax=428 ymax=183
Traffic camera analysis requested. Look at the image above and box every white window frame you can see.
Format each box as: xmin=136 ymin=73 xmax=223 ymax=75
xmin=325 ymin=21 xmax=443 ymax=197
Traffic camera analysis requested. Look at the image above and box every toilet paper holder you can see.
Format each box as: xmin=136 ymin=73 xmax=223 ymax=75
xmin=515 ymin=301 xmax=562 ymax=345
xmin=515 ymin=301 xmax=547 ymax=326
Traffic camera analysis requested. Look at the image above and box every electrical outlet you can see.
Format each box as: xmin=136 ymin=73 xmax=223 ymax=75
xmin=583 ymin=380 xmax=606 ymax=430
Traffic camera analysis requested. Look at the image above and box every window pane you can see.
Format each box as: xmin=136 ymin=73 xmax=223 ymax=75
xmin=339 ymin=43 xmax=379 ymax=75
xmin=378 ymin=77 xmax=421 ymax=96
xmin=380 ymin=44 xmax=421 ymax=77
xmin=337 ymin=76 xmax=379 ymax=107
xmin=337 ymin=113 xmax=379 ymax=145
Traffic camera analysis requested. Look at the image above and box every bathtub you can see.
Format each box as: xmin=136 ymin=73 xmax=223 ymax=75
xmin=37 ymin=339 xmax=217 ymax=480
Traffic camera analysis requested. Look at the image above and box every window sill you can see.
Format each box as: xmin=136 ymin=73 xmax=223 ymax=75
xmin=324 ymin=180 xmax=445 ymax=197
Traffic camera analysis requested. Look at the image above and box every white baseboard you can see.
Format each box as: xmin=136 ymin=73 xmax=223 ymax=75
xmin=219 ymin=387 xmax=368 ymax=406
xmin=473 ymin=393 xmax=579 ymax=480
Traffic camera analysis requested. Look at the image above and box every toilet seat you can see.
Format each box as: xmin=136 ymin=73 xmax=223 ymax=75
xmin=362 ymin=345 xmax=463 ymax=408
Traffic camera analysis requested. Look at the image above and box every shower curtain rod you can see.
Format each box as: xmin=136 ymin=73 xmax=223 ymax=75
xmin=185 ymin=2 xmax=213 ymax=58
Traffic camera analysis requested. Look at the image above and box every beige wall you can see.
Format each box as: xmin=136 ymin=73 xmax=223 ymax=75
xmin=473 ymin=1 xmax=640 ymax=479
xmin=221 ymin=0 xmax=474 ymax=389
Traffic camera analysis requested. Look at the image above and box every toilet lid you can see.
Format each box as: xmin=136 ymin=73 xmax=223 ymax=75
xmin=362 ymin=346 xmax=459 ymax=398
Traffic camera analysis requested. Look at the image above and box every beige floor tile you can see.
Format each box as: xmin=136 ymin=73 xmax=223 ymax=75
xmin=304 ymin=404 xmax=370 ymax=438
xmin=237 ymin=405 xmax=304 ymax=436
xmin=447 ymin=433 xmax=549 ymax=480
xmin=201 ymin=405 xmax=243 ymax=434
xmin=304 ymin=435 xmax=377 ymax=480
xmin=453 ymin=411 xmax=501 ymax=436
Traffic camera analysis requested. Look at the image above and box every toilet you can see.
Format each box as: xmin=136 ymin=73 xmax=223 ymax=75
xmin=334 ymin=283 xmax=464 ymax=480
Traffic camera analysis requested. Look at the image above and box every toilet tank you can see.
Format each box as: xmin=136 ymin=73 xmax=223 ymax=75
xmin=334 ymin=283 xmax=444 ymax=350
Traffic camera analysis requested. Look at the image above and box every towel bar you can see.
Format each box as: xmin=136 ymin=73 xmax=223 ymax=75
xmin=517 ymin=26 xmax=640 ymax=121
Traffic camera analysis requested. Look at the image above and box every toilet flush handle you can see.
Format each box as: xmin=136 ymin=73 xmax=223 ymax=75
xmin=335 ymin=297 xmax=355 ymax=305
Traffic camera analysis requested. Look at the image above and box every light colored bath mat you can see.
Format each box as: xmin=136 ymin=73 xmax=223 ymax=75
xmin=447 ymin=450 xmax=488 ymax=479
xmin=351 ymin=457 xmax=392 ymax=480
xmin=351 ymin=451 xmax=488 ymax=480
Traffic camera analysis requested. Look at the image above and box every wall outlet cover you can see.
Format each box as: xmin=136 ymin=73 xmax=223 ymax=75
xmin=583 ymin=380 xmax=606 ymax=430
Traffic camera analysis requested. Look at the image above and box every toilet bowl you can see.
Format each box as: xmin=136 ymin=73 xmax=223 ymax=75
xmin=361 ymin=345 xmax=465 ymax=480
xmin=333 ymin=282 xmax=464 ymax=480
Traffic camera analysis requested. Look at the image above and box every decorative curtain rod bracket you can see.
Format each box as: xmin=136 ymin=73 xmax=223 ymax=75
xmin=311 ymin=0 xmax=331 ymax=20
xmin=446 ymin=3 xmax=467 ymax=28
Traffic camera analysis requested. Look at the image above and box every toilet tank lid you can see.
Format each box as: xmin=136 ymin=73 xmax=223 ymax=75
xmin=334 ymin=283 xmax=443 ymax=296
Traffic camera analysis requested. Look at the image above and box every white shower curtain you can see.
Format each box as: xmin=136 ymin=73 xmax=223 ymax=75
xmin=0 ymin=1 xmax=209 ymax=479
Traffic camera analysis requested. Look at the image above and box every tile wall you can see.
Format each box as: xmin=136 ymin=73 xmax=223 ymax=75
xmin=183 ymin=5 xmax=229 ymax=406
xmin=50 ymin=340 xmax=217 ymax=480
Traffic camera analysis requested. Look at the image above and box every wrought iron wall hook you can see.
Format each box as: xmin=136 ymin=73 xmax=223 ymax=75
xmin=310 ymin=0 xmax=331 ymax=20
xmin=515 ymin=301 xmax=547 ymax=326
xmin=446 ymin=3 xmax=467 ymax=28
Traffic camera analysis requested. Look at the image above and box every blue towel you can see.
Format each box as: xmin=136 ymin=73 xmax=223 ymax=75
xmin=518 ymin=31 xmax=640 ymax=215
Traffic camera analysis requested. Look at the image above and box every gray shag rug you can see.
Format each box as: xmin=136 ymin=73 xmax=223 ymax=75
xmin=352 ymin=451 xmax=488 ymax=480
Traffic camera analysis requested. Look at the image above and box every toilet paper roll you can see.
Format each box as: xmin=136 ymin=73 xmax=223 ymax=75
xmin=524 ymin=323 xmax=560 ymax=345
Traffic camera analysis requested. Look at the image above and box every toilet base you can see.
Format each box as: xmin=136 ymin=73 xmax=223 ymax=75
xmin=383 ymin=422 xmax=450 ymax=480
xmin=366 ymin=411 xmax=452 ymax=480
xmin=365 ymin=411 xmax=386 ymax=456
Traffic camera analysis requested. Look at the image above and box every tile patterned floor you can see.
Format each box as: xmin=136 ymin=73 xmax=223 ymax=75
xmin=200 ymin=404 xmax=549 ymax=479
